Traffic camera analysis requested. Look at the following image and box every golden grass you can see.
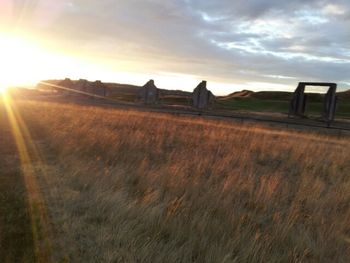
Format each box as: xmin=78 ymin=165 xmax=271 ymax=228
xmin=9 ymin=100 xmax=350 ymax=262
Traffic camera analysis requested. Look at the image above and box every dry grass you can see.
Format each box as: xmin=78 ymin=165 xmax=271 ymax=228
xmin=8 ymin=100 xmax=350 ymax=262
xmin=0 ymin=102 xmax=36 ymax=262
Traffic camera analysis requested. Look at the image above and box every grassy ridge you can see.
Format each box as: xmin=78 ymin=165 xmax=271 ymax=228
xmin=217 ymin=90 xmax=350 ymax=117
xmin=5 ymin=100 xmax=350 ymax=262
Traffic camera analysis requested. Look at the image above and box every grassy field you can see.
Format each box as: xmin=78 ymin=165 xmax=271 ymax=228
xmin=216 ymin=97 xmax=350 ymax=117
xmin=1 ymin=97 xmax=350 ymax=262
xmin=0 ymin=102 xmax=36 ymax=262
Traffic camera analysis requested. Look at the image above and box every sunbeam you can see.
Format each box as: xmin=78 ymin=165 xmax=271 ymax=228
xmin=1 ymin=92 xmax=53 ymax=262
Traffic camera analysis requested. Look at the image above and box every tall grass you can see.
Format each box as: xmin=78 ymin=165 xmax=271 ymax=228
xmin=18 ymin=100 xmax=350 ymax=262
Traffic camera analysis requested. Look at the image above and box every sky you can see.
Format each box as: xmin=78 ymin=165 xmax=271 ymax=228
xmin=0 ymin=0 xmax=350 ymax=95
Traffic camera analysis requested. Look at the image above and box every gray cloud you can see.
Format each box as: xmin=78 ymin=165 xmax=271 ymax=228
xmin=4 ymin=0 xmax=350 ymax=92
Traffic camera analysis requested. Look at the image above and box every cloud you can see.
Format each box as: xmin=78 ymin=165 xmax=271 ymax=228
xmin=1 ymin=0 xmax=350 ymax=92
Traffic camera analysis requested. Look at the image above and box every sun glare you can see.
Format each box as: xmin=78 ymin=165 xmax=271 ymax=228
xmin=0 ymin=33 xmax=137 ymax=92
xmin=0 ymin=34 xmax=41 ymax=89
xmin=0 ymin=33 xmax=77 ymax=90
xmin=0 ymin=86 xmax=8 ymax=94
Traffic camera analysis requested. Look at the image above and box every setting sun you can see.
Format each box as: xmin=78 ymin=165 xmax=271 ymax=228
xmin=0 ymin=33 xmax=101 ymax=90
xmin=0 ymin=33 xmax=150 ymax=92
xmin=0 ymin=34 xmax=47 ymax=89
xmin=0 ymin=86 xmax=8 ymax=94
xmin=0 ymin=35 xmax=24 ymax=84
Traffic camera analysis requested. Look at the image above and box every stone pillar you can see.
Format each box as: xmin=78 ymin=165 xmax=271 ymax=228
xmin=289 ymin=83 xmax=306 ymax=116
xmin=141 ymin=80 xmax=159 ymax=104
xmin=323 ymin=84 xmax=337 ymax=123
xmin=192 ymin=81 xmax=214 ymax=109
xmin=289 ymin=82 xmax=338 ymax=125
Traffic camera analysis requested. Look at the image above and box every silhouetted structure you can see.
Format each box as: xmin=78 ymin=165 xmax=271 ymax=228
xmin=324 ymin=84 xmax=338 ymax=123
xmin=88 ymin=80 xmax=107 ymax=98
xmin=58 ymin=78 xmax=74 ymax=95
xmin=75 ymin=79 xmax=89 ymax=93
xmin=289 ymin=82 xmax=338 ymax=125
xmin=289 ymin=83 xmax=307 ymax=116
xmin=192 ymin=81 xmax=215 ymax=109
xmin=140 ymin=80 xmax=159 ymax=104
xmin=56 ymin=79 xmax=107 ymax=98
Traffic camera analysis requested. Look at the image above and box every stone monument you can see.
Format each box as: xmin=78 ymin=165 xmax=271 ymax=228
xmin=192 ymin=81 xmax=215 ymax=109
xmin=289 ymin=82 xmax=338 ymax=125
xmin=141 ymin=80 xmax=159 ymax=104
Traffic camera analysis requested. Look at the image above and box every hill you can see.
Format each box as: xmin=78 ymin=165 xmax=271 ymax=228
xmin=221 ymin=89 xmax=350 ymax=102
xmin=216 ymin=89 xmax=350 ymax=116
xmin=36 ymin=79 xmax=350 ymax=104
xmin=218 ymin=90 xmax=254 ymax=100
xmin=338 ymin=89 xmax=350 ymax=100
xmin=15 ymin=80 xmax=350 ymax=116
xmin=36 ymin=79 xmax=192 ymax=103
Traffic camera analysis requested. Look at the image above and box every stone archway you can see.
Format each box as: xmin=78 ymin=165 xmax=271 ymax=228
xmin=289 ymin=82 xmax=337 ymax=125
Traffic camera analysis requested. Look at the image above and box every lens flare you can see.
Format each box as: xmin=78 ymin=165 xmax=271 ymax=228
xmin=1 ymin=93 xmax=53 ymax=261
xmin=0 ymin=33 xmax=65 ymax=88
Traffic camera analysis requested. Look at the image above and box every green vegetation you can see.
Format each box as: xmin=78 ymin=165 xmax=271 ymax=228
xmin=216 ymin=97 xmax=350 ymax=117
xmin=217 ymin=97 xmax=289 ymax=112
xmin=337 ymin=101 xmax=350 ymax=117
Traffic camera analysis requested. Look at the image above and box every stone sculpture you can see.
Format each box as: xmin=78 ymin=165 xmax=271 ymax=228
xmin=141 ymin=80 xmax=159 ymax=104
xmin=289 ymin=82 xmax=337 ymax=125
xmin=192 ymin=81 xmax=215 ymax=109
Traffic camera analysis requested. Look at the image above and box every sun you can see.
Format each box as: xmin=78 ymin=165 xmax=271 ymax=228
xmin=0 ymin=33 xmax=107 ymax=92
xmin=0 ymin=33 xmax=58 ymax=91
xmin=0 ymin=35 xmax=25 ymax=89
xmin=0 ymin=85 xmax=8 ymax=94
